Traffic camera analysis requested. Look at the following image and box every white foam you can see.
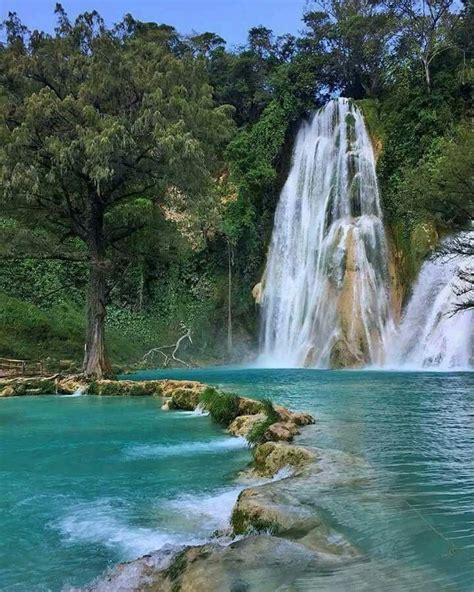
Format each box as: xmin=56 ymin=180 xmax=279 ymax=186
xmin=124 ymin=436 xmax=246 ymax=459
xmin=56 ymin=499 xmax=202 ymax=559
xmin=172 ymin=404 xmax=210 ymax=417
xmin=163 ymin=486 xmax=243 ymax=533
xmin=59 ymin=387 xmax=85 ymax=398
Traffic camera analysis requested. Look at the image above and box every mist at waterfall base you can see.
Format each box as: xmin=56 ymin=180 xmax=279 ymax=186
xmin=386 ymin=252 xmax=474 ymax=370
xmin=257 ymin=98 xmax=472 ymax=371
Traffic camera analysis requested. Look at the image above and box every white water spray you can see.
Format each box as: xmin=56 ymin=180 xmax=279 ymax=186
xmin=386 ymin=247 xmax=473 ymax=370
xmin=260 ymin=98 xmax=393 ymax=368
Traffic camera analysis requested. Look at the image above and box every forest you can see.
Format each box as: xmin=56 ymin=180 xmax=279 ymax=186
xmin=0 ymin=0 xmax=472 ymax=377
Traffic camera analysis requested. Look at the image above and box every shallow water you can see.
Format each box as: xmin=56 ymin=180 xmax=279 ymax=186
xmin=0 ymin=395 xmax=250 ymax=591
xmin=132 ymin=368 xmax=474 ymax=591
xmin=1 ymin=369 xmax=473 ymax=591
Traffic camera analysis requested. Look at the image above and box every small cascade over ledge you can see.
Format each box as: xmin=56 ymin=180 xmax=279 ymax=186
xmin=259 ymin=98 xmax=393 ymax=368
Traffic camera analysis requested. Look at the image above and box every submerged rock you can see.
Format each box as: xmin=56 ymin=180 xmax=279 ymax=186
xmin=232 ymin=462 xmax=360 ymax=561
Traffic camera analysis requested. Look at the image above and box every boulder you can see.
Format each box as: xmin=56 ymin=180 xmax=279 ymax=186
xmin=252 ymin=442 xmax=316 ymax=477
xmin=167 ymin=387 xmax=202 ymax=410
xmin=57 ymin=376 xmax=88 ymax=395
xmin=237 ymin=397 xmax=264 ymax=416
xmin=231 ymin=473 xmax=360 ymax=560
xmin=228 ymin=413 xmax=265 ymax=437
xmin=82 ymin=536 xmax=322 ymax=592
xmin=263 ymin=421 xmax=299 ymax=442
xmin=0 ymin=385 xmax=15 ymax=397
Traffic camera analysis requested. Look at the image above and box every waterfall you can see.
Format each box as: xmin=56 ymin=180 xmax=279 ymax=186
xmin=386 ymin=245 xmax=473 ymax=370
xmin=259 ymin=98 xmax=393 ymax=368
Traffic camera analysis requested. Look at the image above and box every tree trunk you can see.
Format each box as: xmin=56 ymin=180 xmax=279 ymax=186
xmin=227 ymin=241 xmax=233 ymax=356
xmin=423 ymin=58 xmax=431 ymax=91
xmin=83 ymin=254 xmax=112 ymax=377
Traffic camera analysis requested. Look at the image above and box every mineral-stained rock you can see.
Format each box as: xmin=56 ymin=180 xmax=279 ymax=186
xmin=237 ymin=397 xmax=264 ymax=416
xmin=263 ymin=421 xmax=299 ymax=442
xmin=88 ymin=380 xmax=162 ymax=397
xmin=161 ymin=380 xmax=203 ymax=396
xmin=58 ymin=376 xmax=88 ymax=395
xmin=252 ymin=442 xmax=316 ymax=477
xmin=291 ymin=411 xmax=315 ymax=426
xmin=0 ymin=377 xmax=58 ymax=396
xmin=231 ymin=473 xmax=360 ymax=560
xmin=232 ymin=482 xmax=321 ymax=536
xmin=228 ymin=413 xmax=265 ymax=437
xmin=0 ymin=385 xmax=15 ymax=397
xmin=81 ymin=536 xmax=323 ymax=592
xmin=167 ymin=388 xmax=202 ymax=410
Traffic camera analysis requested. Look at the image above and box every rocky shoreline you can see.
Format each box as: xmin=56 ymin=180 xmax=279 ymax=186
xmin=2 ymin=375 xmax=363 ymax=591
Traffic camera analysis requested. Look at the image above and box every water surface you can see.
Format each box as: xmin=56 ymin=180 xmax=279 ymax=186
xmin=132 ymin=368 xmax=474 ymax=591
xmin=1 ymin=369 xmax=473 ymax=591
xmin=0 ymin=395 xmax=249 ymax=591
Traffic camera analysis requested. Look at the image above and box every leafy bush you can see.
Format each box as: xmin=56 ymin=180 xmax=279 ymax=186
xmin=247 ymin=398 xmax=280 ymax=447
xmin=199 ymin=386 xmax=240 ymax=426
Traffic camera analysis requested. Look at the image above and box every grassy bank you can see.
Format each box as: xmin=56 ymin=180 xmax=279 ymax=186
xmin=0 ymin=293 xmax=150 ymax=370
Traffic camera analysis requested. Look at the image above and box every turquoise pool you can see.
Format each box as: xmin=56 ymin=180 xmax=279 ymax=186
xmin=1 ymin=369 xmax=473 ymax=591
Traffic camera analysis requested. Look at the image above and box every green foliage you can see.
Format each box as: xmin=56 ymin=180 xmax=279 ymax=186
xmin=357 ymin=99 xmax=385 ymax=148
xmin=0 ymin=0 xmax=470 ymax=367
xmin=0 ymin=293 xmax=84 ymax=361
xmin=199 ymin=386 xmax=240 ymax=426
xmin=0 ymin=292 xmax=152 ymax=368
xmin=247 ymin=398 xmax=280 ymax=447
xmin=0 ymin=8 xmax=235 ymax=373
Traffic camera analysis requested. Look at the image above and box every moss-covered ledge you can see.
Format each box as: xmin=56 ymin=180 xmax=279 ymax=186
xmin=0 ymin=375 xmax=165 ymax=397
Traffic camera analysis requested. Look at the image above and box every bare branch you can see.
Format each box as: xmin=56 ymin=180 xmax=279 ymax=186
xmin=141 ymin=329 xmax=193 ymax=368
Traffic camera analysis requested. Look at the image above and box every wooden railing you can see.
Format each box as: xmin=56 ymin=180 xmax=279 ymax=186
xmin=0 ymin=358 xmax=44 ymax=377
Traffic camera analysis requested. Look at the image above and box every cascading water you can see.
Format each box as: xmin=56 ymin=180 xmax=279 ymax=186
xmin=386 ymin=242 xmax=473 ymax=370
xmin=260 ymin=98 xmax=393 ymax=368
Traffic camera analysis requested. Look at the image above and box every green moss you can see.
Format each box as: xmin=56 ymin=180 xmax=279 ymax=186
xmin=247 ymin=398 xmax=279 ymax=447
xmin=231 ymin=507 xmax=281 ymax=536
xmin=357 ymin=98 xmax=385 ymax=149
xmin=87 ymin=381 xmax=99 ymax=395
xmin=199 ymin=386 xmax=240 ymax=426
xmin=165 ymin=549 xmax=188 ymax=592
xmin=128 ymin=382 xmax=161 ymax=396
xmin=100 ymin=382 xmax=123 ymax=396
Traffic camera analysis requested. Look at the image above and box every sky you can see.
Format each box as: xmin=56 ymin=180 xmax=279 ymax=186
xmin=1 ymin=0 xmax=308 ymax=48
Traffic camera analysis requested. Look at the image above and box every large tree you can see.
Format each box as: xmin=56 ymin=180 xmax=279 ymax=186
xmin=388 ymin=0 xmax=458 ymax=90
xmin=0 ymin=7 xmax=234 ymax=376
xmin=302 ymin=0 xmax=397 ymax=97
